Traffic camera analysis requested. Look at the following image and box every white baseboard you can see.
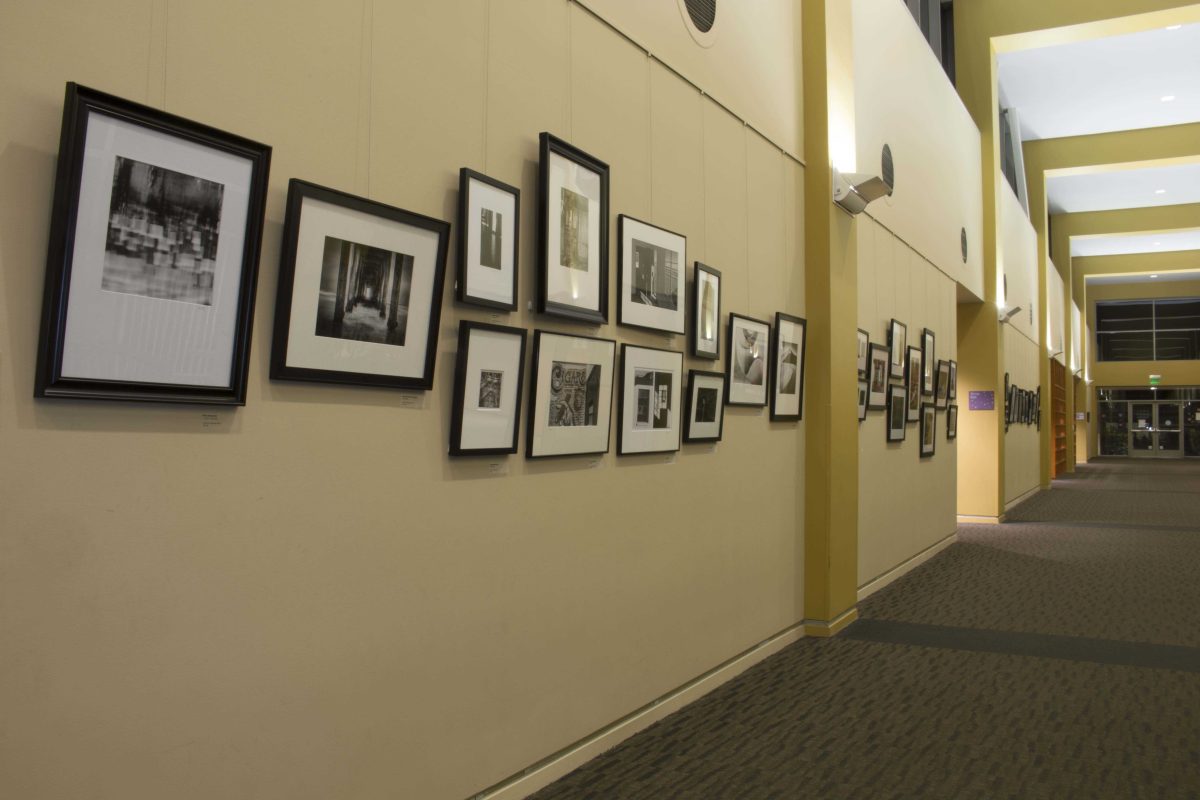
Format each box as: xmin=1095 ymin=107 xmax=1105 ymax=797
xmin=857 ymin=530 xmax=958 ymax=602
xmin=1004 ymin=485 xmax=1041 ymax=512
xmin=472 ymin=622 xmax=806 ymax=800
xmin=957 ymin=514 xmax=1004 ymax=524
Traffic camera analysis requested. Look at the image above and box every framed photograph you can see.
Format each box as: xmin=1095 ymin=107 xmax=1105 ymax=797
xmin=947 ymin=404 xmax=959 ymax=440
xmin=35 ymin=83 xmax=271 ymax=404
xmin=771 ymin=312 xmax=807 ymax=422
xmin=887 ymin=384 xmax=906 ymax=442
xmin=618 ymin=345 xmax=683 ymax=455
xmin=906 ymin=346 xmax=922 ymax=423
xmin=538 ymin=132 xmax=608 ymax=324
xmin=920 ymin=402 xmax=937 ymax=457
xmin=867 ymin=342 xmax=889 ymax=410
xmin=618 ymin=215 xmax=685 ymax=334
xmin=857 ymin=328 xmax=870 ymax=378
xmin=726 ymin=313 xmax=770 ymax=406
xmin=888 ymin=319 xmax=907 ymax=380
xmin=921 ymin=328 xmax=936 ymax=396
xmin=858 ymin=380 xmax=868 ymax=421
xmin=948 ymin=359 xmax=958 ymax=400
xmin=456 ymin=168 xmax=519 ymax=310
xmin=448 ymin=321 xmax=527 ymax=456
xmin=692 ymin=263 xmax=722 ymax=359
xmin=1035 ymin=386 xmax=1041 ymax=430
xmin=935 ymin=359 xmax=951 ymax=409
xmin=270 ymin=179 xmax=449 ymax=389
xmin=684 ymin=370 xmax=726 ymax=443
xmin=1004 ymin=372 xmax=1011 ymax=430
xmin=526 ymin=331 xmax=616 ymax=458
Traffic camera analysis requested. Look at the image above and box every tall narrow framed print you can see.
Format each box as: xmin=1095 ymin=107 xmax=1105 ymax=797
xmin=887 ymin=384 xmax=906 ymax=442
xmin=35 ymin=83 xmax=271 ymax=404
xmin=920 ymin=402 xmax=937 ymax=457
xmin=857 ymin=328 xmax=870 ymax=378
xmin=921 ymin=328 xmax=936 ymax=396
xmin=858 ymin=380 xmax=868 ymax=421
xmin=935 ymin=359 xmax=951 ymax=409
xmin=948 ymin=359 xmax=958 ymax=400
xmin=457 ymin=168 xmax=518 ymax=310
xmin=771 ymin=312 xmax=806 ymax=421
xmin=692 ymin=263 xmax=722 ymax=359
xmin=538 ymin=133 xmax=608 ymax=324
xmin=618 ymin=215 xmax=685 ymax=334
xmin=618 ymin=345 xmax=683 ymax=455
xmin=947 ymin=404 xmax=959 ymax=440
xmin=906 ymin=346 xmax=922 ymax=422
xmin=448 ymin=321 xmax=527 ymax=456
xmin=867 ymin=342 xmax=889 ymax=410
xmin=888 ymin=319 xmax=907 ymax=380
xmin=684 ymin=370 xmax=726 ymax=443
xmin=526 ymin=331 xmax=616 ymax=458
xmin=726 ymin=313 xmax=770 ymax=407
xmin=270 ymin=180 xmax=449 ymax=389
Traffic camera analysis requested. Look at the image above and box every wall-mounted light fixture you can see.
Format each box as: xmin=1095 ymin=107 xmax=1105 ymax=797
xmin=833 ymin=144 xmax=894 ymax=215
xmin=998 ymin=306 xmax=1023 ymax=325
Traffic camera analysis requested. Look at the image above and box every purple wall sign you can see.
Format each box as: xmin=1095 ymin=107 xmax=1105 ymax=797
xmin=968 ymin=390 xmax=994 ymax=411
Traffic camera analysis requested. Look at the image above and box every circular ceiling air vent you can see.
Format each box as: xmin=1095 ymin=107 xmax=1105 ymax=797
xmin=881 ymin=144 xmax=894 ymax=196
xmin=677 ymin=0 xmax=718 ymax=47
xmin=961 ymin=228 xmax=968 ymax=263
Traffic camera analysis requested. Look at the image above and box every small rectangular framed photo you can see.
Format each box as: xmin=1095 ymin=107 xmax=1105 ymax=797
xmin=906 ymin=346 xmax=922 ymax=422
xmin=449 ymin=321 xmax=527 ymax=457
xmin=527 ymin=330 xmax=615 ymax=458
xmin=858 ymin=380 xmax=868 ymax=421
xmin=618 ymin=345 xmax=683 ymax=455
xmin=271 ymin=179 xmax=449 ymax=389
xmin=692 ymin=263 xmax=722 ymax=359
xmin=618 ymin=215 xmax=685 ymax=334
xmin=684 ymin=370 xmax=726 ymax=443
xmin=538 ymin=132 xmax=608 ymax=324
xmin=888 ymin=319 xmax=907 ymax=380
xmin=920 ymin=402 xmax=937 ymax=457
xmin=456 ymin=168 xmax=519 ymax=310
xmin=857 ymin=328 xmax=870 ymax=378
xmin=948 ymin=359 xmax=958 ymax=400
xmin=726 ymin=313 xmax=770 ymax=406
xmin=771 ymin=312 xmax=807 ymax=421
xmin=887 ymin=384 xmax=906 ymax=442
xmin=35 ymin=83 xmax=271 ymax=404
xmin=935 ymin=359 xmax=951 ymax=409
xmin=867 ymin=342 xmax=889 ymax=410
xmin=921 ymin=328 xmax=936 ymax=396
xmin=947 ymin=404 xmax=959 ymax=440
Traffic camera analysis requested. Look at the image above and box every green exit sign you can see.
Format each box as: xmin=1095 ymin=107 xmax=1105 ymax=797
xmin=1149 ymin=374 xmax=1162 ymax=386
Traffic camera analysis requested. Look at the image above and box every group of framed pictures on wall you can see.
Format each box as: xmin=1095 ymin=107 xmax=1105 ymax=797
xmin=34 ymin=83 xmax=806 ymax=461
xmin=856 ymin=320 xmax=957 ymax=458
xmin=1003 ymin=374 xmax=1040 ymax=431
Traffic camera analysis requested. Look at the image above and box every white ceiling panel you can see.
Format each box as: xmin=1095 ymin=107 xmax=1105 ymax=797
xmin=1072 ymin=228 xmax=1200 ymax=257
xmin=1047 ymin=162 xmax=1200 ymax=213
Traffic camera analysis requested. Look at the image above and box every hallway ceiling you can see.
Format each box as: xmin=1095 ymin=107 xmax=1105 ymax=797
xmin=1046 ymin=162 xmax=1200 ymax=214
xmin=1071 ymin=229 xmax=1200 ymax=258
xmin=1086 ymin=269 xmax=1200 ymax=286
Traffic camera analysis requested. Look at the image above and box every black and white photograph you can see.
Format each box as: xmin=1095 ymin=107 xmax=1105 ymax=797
xmin=887 ymin=384 xmax=906 ymax=442
xmin=922 ymin=328 xmax=936 ymax=396
xmin=619 ymin=345 xmax=683 ymax=455
xmin=920 ymin=402 xmax=937 ymax=457
xmin=948 ymin=360 xmax=958 ymax=400
xmin=449 ymin=321 xmax=527 ymax=457
xmin=947 ymin=404 xmax=959 ymax=440
xmin=935 ymin=359 xmax=951 ymax=409
xmin=726 ymin=313 xmax=770 ymax=407
xmin=692 ymin=263 xmax=722 ymax=359
xmin=867 ymin=342 xmax=889 ymax=410
xmin=35 ymin=83 xmax=270 ymax=404
xmin=684 ymin=370 xmax=726 ymax=443
xmin=858 ymin=380 xmax=868 ymax=421
xmin=271 ymin=179 xmax=449 ymax=390
xmin=618 ymin=215 xmax=686 ymax=334
xmin=538 ymin=133 xmax=608 ymax=323
xmin=457 ymin=168 xmax=519 ymax=310
xmin=527 ymin=331 xmax=615 ymax=457
xmin=771 ymin=312 xmax=806 ymax=421
xmin=906 ymin=346 xmax=922 ymax=422
xmin=857 ymin=328 xmax=870 ymax=378
xmin=888 ymin=319 xmax=907 ymax=380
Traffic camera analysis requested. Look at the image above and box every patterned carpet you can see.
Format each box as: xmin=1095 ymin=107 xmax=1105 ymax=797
xmin=529 ymin=460 xmax=1200 ymax=799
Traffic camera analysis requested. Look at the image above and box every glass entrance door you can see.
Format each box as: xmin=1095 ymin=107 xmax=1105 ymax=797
xmin=1127 ymin=402 xmax=1184 ymax=457
xmin=1129 ymin=403 xmax=1155 ymax=456
xmin=1156 ymin=404 xmax=1183 ymax=457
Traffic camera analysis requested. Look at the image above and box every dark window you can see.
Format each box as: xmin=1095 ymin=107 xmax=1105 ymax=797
xmin=1095 ymin=298 xmax=1200 ymax=361
xmin=902 ymin=0 xmax=954 ymax=84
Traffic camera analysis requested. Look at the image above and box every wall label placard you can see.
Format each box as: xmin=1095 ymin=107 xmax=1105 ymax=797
xmin=968 ymin=390 xmax=994 ymax=411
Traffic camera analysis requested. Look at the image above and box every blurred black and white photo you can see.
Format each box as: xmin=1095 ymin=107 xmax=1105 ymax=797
xmin=478 ymin=370 xmax=503 ymax=409
xmin=633 ymin=369 xmax=673 ymax=430
xmin=630 ymin=239 xmax=679 ymax=310
xmin=315 ymin=236 xmax=413 ymax=347
xmin=777 ymin=339 xmax=799 ymax=395
xmin=560 ymin=187 xmax=590 ymax=271
xmin=695 ymin=387 xmax=718 ymax=423
xmin=548 ymin=361 xmax=600 ymax=427
xmin=479 ymin=208 xmax=502 ymax=270
xmin=733 ymin=328 xmax=765 ymax=386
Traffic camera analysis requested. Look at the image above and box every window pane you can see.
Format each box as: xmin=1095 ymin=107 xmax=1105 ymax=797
xmin=1098 ymin=402 xmax=1127 ymax=456
xmin=1096 ymin=301 xmax=1154 ymax=332
xmin=1097 ymin=331 xmax=1154 ymax=361
xmin=1154 ymin=299 xmax=1200 ymax=330
xmin=1154 ymin=330 xmax=1200 ymax=360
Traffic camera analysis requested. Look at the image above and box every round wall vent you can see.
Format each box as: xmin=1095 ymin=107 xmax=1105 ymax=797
xmin=961 ymin=228 xmax=968 ymax=263
xmin=677 ymin=0 xmax=718 ymax=47
xmin=881 ymin=144 xmax=894 ymax=196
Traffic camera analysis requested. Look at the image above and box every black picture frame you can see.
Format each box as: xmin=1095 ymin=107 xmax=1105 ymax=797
xmin=888 ymin=319 xmax=907 ymax=380
xmin=617 ymin=344 xmax=683 ymax=455
xmin=448 ymin=320 xmax=527 ymax=456
xmin=526 ymin=330 xmax=616 ymax=458
xmin=684 ymin=370 xmax=726 ymax=443
xmin=867 ymin=342 xmax=889 ymax=410
xmin=456 ymin=167 xmax=519 ymax=311
xmin=537 ymin=132 xmax=609 ymax=324
xmin=906 ymin=345 xmax=922 ymax=423
xmin=770 ymin=312 xmax=807 ymax=422
xmin=935 ymin=359 xmax=951 ymax=410
xmin=920 ymin=402 xmax=937 ymax=457
xmin=691 ymin=262 xmax=722 ymax=360
xmin=35 ymin=82 xmax=271 ymax=404
xmin=1004 ymin=372 xmax=1011 ymax=431
xmin=726 ymin=313 xmax=771 ymax=407
xmin=858 ymin=380 xmax=868 ymax=421
xmin=947 ymin=404 xmax=959 ymax=440
xmin=887 ymin=384 xmax=906 ymax=442
xmin=948 ymin=359 xmax=958 ymax=400
xmin=270 ymin=179 xmax=450 ymax=390
xmin=618 ymin=215 xmax=686 ymax=334
xmin=857 ymin=328 xmax=870 ymax=378
xmin=921 ymin=328 xmax=936 ymax=396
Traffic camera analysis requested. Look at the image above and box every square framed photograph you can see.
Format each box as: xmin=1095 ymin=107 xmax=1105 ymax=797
xmin=771 ymin=312 xmax=807 ymax=421
xmin=858 ymin=380 xmax=868 ymax=421
xmin=527 ymin=330 xmax=615 ymax=458
xmin=867 ymin=342 xmax=889 ymax=410
xmin=948 ymin=359 xmax=958 ymax=400
xmin=887 ymin=384 xmax=906 ymax=442
xmin=538 ymin=132 xmax=608 ymax=324
xmin=270 ymin=179 xmax=449 ymax=389
xmin=35 ymin=83 xmax=271 ymax=404
xmin=448 ymin=321 xmax=527 ymax=456
xmin=456 ymin=168 xmax=519 ymax=310
xmin=618 ymin=345 xmax=683 ymax=455
xmin=920 ymin=402 xmax=937 ymax=457
xmin=888 ymin=319 xmax=907 ymax=380
xmin=935 ymin=359 xmax=951 ymax=409
xmin=921 ymin=328 xmax=936 ymax=396
xmin=947 ymin=404 xmax=959 ymax=440
xmin=692 ymin=263 xmax=722 ymax=359
xmin=618 ymin=215 xmax=685 ymax=334
xmin=684 ymin=370 xmax=726 ymax=443
xmin=857 ymin=328 xmax=870 ymax=378
xmin=726 ymin=313 xmax=770 ymax=406
xmin=906 ymin=345 xmax=922 ymax=422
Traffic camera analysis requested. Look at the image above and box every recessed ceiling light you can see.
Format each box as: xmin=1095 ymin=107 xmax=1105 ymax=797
xmin=1166 ymin=24 xmax=1182 ymax=30
xmin=1161 ymin=95 xmax=1177 ymax=102
xmin=1155 ymin=189 xmax=1167 ymax=194
xmin=1154 ymin=242 xmax=1163 ymax=246
xmin=1151 ymin=274 xmax=1159 ymax=278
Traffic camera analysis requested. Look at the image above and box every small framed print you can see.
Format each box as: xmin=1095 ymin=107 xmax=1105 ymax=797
xmin=770 ymin=312 xmax=807 ymax=422
xmin=921 ymin=328 xmax=936 ymax=396
xmin=692 ymin=263 xmax=722 ymax=359
xmin=888 ymin=319 xmax=907 ymax=380
xmin=920 ymin=402 xmax=936 ymax=457
xmin=906 ymin=346 xmax=922 ymax=422
xmin=618 ymin=345 xmax=683 ymax=455
xmin=857 ymin=328 xmax=870 ymax=378
xmin=448 ymin=321 xmax=527 ymax=456
xmin=948 ymin=360 xmax=958 ymax=400
xmin=947 ymin=404 xmax=959 ymax=440
xmin=726 ymin=313 xmax=770 ymax=406
xmin=538 ymin=132 xmax=609 ymax=324
xmin=456 ymin=168 xmax=519 ymax=310
xmin=1035 ymin=386 xmax=1041 ymax=430
xmin=684 ymin=370 xmax=726 ymax=443
xmin=618 ymin=215 xmax=685 ymax=334
xmin=887 ymin=384 xmax=906 ymax=442
xmin=858 ymin=380 xmax=868 ymax=421
xmin=867 ymin=342 xmax=889 ymax=410
xmin=271 ymin=180 xmax=449 ymax=389
xmin=935 ymin=359 xmax=951 ymax=409
xmin=526 ymin=330 xmax=615 ymax=458
xmin=35 ymin=83 xmax=271 ymax=404
xmin=1004 ymin=372 xmax=1011 ymax=430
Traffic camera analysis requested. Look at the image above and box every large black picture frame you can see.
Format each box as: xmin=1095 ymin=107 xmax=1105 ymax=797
xmin=617 ymin=215 xmax=686 ymax=334
xmin=770 ymin=311 xmax=807 ymax=422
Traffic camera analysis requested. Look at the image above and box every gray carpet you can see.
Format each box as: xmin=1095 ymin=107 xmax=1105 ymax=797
xmin=529 ymin=460 xmax=1200 ymax=799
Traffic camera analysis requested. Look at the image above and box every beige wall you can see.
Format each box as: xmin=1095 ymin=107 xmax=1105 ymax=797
xmin=0 ymin=3 xmax=808 ymax=799
xmin=1048 ymin=262 xmax=1065 ymax=365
